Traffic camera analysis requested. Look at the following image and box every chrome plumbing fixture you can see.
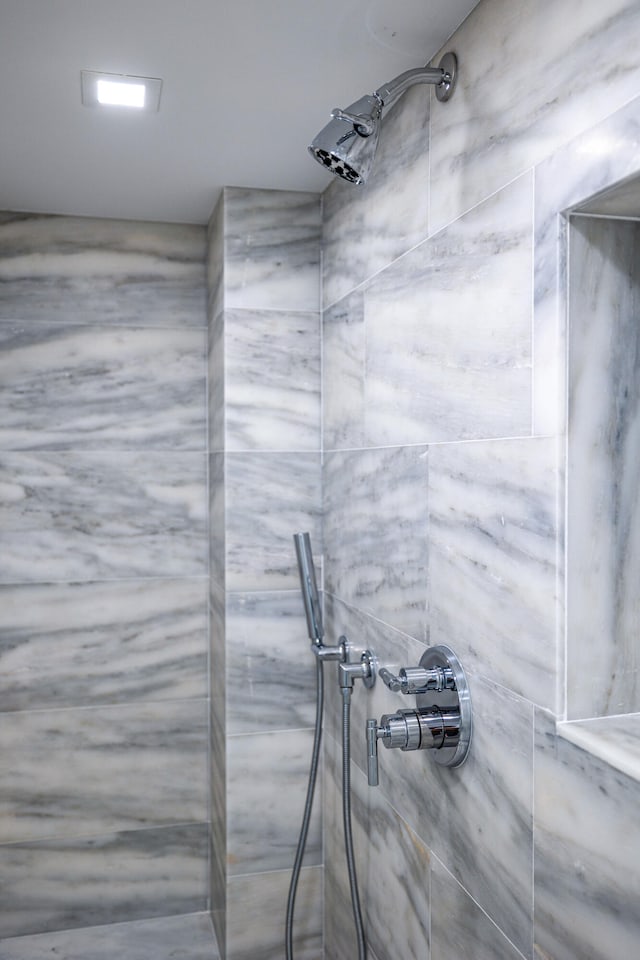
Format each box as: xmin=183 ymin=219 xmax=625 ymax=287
xmin=367 ymin=645 xmax=472 ymax=787
xmin=308 ymin=52 xmax=457 ymax=185
xmin=288 ymin=534 xmax=374 ymax=960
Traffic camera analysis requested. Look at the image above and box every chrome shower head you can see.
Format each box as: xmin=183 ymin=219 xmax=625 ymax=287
xmin=308 ymin=93 xmax=383 ymax=186
xmin=308 ymin=52 xmax=457 ymax=186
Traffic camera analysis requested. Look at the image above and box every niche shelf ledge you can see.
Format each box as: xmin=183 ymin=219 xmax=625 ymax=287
xmin=557 ymin=714 xmax=640 ymax=783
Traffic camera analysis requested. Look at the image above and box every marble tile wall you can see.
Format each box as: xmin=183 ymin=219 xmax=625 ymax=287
xmin=0 ymin=213 xmax=210 ymax=942
xmin=207 ymin=187 xmax=322 ymax=959
xmin=319 ymin=1 xmax=640 ymax=958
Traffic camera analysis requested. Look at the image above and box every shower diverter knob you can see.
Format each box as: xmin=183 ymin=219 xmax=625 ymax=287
xmin=366 ymin=645 xmax=472 ymax=787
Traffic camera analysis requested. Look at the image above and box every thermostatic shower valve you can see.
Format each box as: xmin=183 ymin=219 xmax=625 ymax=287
xmin=366 ymin=645 xmax=472 ymax=786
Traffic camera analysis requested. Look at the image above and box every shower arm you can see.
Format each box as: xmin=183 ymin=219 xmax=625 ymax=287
xmin=375 ymin=61 xmax=452 ymax=110
xmin=331 ymin=53 xmax=457 ymax=133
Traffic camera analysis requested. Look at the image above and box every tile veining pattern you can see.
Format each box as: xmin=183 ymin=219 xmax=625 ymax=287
xmin=320 ymin=1 xmax=640 ymax=958
xmin=207 ymin=188 xmax=322 ymax=959
xmin=0 ymin=213 xmax=210 ymax=941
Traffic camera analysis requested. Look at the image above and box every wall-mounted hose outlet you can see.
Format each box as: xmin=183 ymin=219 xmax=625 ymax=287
xmin=338 ymin=638 xmax=376 ymax=689
xmin=366 ymin=645 xmax=472 ymax=787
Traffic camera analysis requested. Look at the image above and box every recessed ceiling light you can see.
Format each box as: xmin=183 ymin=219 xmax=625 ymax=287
xmin=81 ymin=71 xmax=162 ymax=112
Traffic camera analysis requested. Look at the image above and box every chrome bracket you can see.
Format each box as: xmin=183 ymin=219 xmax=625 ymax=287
xmin=366 ymin=644 xmax=472 ymax=786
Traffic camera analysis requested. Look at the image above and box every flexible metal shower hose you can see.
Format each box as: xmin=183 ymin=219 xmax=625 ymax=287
xmin=285 ymin=661 xmax=367 ymax=960
xmin=342 ymin=686 xmax=367 ymax=960
xmin=285 ymin=658 xmax=324 ymax=960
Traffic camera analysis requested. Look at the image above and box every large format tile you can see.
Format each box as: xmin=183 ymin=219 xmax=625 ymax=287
xmin=0 ymin=700 xmax=208 ymax=842
xmin=322 ymin=84 xmax=430 ymax=309
xmin=224 ymin=452 xmax=321 ymax=592
xmin=370 ymin=670 xmax=535 ymax=958
xmin=0 ymin=912 xmax=219 ymax=960
xmin=567 ymin=216 xmax=640 ymax=718
xmin=226 ymin=866 xmax=322 ymax=960
xmin=534 ymin=710 xmax=640 ymax=959
xmin=428 ymin=437 xmax=560 ymax=712
xmin=223 ymin=188 xmax=321 ymax=313
xmin=227 ymin=728 xmax=322 ymax=875
xmin=322 ymin=290 xmax=365 ymax=451
xmin=0 ymin=823 xmax=209 ymax=939
xmin=0 ymin=213 xmax=206 ymax=326
xmin=0 ymin=578 xmax=207 ymax=710
xmin=0 ymin=323 xmax=206 ymax=450
xmin=0 ymin=451 xmax=207 ymax=582
xmin=224 ymin=308 xmax=320 ymax=452
xmin=431 ymin=856 xmax=524 ymax=960
xmin=534 ymin=91 xmax=640 ymax=437
xmin=332 ymin=173 xmax=533 ymax=447
xmin=430 ymin=0 xmax=640 ymax=235
xmin=226 ymin=591 xmax=317 ymax=734
xmin=323 ymin=445 xmax=429 ymax=640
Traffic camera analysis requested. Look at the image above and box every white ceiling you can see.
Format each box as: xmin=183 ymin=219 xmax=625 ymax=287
xmin=0 ymin=0 xmax=480 ymax=224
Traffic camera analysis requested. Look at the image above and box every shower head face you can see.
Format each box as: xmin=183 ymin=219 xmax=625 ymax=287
xmin=308 ymin=94 xmax=382 ymax=185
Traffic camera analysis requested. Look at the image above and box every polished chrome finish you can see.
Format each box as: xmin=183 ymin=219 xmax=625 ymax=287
xmin=434 ymin=52 xmax=458 ymax=103
xmin=308 ymin=52 xmax=458 ymax=185
xmin=379 ymin=664 xmax=455 ymax=694
xmin=309 ymin=93 xmax=382 ymax=185
xmin=417 ymin=645 xmax=472 ymax=768
xmin=293 ymin=532 xmax=324 ymax=644
xmin=330 ymin=105 xmax=378 ymax=137
xmin=374 ymin=54 xmax=457 ymax=110
xmin=366 ymin=718 xmax=379 ymax=786
xmin=366 ymin=644 xmax=472 ymax=786
xmin=338 ymin=642 xmax=376 ymax=689
xmin=312 ymin=638 xmax=347 ymax=661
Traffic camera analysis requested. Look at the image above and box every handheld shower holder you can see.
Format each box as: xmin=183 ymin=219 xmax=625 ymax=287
xmin=367 ymin=645 xmax=472 ymax=787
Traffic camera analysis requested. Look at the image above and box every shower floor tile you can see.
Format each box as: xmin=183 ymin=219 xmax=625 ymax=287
xmin=0 ymin=912 xmax=219 ymax=959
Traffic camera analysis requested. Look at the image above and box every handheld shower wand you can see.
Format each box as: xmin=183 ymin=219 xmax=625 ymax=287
xmin=293 ymin=532 xmax=324 ymax=645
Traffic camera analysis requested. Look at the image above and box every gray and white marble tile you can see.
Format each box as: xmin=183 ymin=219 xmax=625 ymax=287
xmin=428 ymin=437 xmax=561 ymax=712
xmin=223 ymin=188 xmax=321 ymax=313
xmin=0 ymin=911 xmax=219 ymax=960
xmin=0 ymin=699 xmax=208 ymax=841
xmin=0 ymin=578 xmax=207 ymax=710
xmin=224 ymin=308 xmax=320 ymax=452
xmin=365 ymin=769 xmax=430 ymax=960
xmin=323 ymin=730 xmax=369 ymax=960
xmin=323 ymin=445 xmax=428 ymax=640
xmin=430 ymin=0 xmax=640 ymax=236
xmin=322 ymin=290 xmax=365 ymax=452
xmin=370 ymin=672 xmax=535 ymax=957
xmin=431 ymin=856 xmax=525 ymax=960
xmin=567 ymin=216 xmax=640 ymax=717
xmin=208 ymin=308 xmax=225 ymax=454
xmin=224 ymin=451 xmax=321 ymax=592
xmin=207 ymin=192 xmax=225 ymax=325
xmin=0 ymin=323 xmax=206 ymax=450
xmin=227 ymin=728 xmax=321 ymax=875
xmin=557 ymin=713 xmax=640 ymax=783
xmin=0 ymin=213 xmax=207 ymax=326
xmin=534 ymin=93 xmax=640 ymax=436
xmin=226 ymin=591 xmax=317 ymax=734
xmin=0 ymin=823 xmax=208 ymax=939
xmin=0 ymin=450 xmax=207 ymax=582
xmin=226 ymin=866 xmax=322 ymax=960
xmin=534 ymin=709 xmax=640 ymax=959
xmin=209 ymin=452 xmax=226 ymax=589
xmin=322 ymin=84 xmax=430 ymax=309
xmin=359 ymin=173 xmax=533 ymax=447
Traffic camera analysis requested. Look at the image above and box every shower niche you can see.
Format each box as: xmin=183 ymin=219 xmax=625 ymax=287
xmin=566 ymin=174 xmax=640 ymax=741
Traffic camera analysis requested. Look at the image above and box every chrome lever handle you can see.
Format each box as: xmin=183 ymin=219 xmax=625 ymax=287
xmin=366 ymin=719 xmax=380 ymax=786
xmin=379 ymin=664 xmax=455 ymax=695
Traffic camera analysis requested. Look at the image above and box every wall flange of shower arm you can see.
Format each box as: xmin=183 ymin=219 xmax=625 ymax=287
xmin=309 ymin=52 xmax=457 ymax=185
xmin=366 ymin=644 xmax=472 ymax=786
